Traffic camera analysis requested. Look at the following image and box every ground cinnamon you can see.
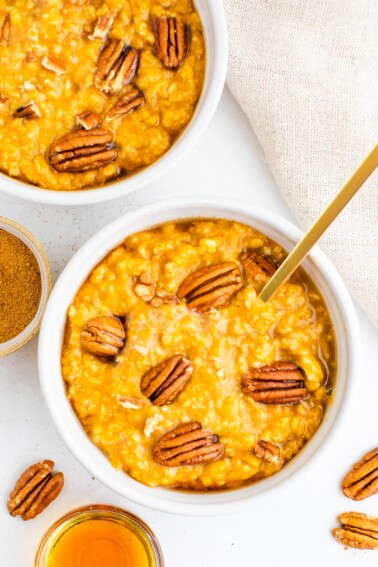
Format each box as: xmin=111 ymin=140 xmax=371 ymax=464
xmin=0 ymin=229 xmax=41 ymax=343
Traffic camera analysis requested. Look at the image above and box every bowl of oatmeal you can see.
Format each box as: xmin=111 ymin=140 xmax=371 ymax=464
xmin=0 ymin=1 xmax=226 ymax=204
xmin=39 ymin=198 xmax=358 ymax=514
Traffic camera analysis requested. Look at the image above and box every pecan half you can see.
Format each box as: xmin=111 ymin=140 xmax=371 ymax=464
xmin=76 ymin=110 xmax=102 ymax=130
xmin=106 ymin=87 xmax=145 ymax=120
xmin=242 ymin=361 xmax=308 ymax=404
xmin=0 ymin=12 xmax=10 ymax=46
xmin=7 ymin=460 xmax=64 ymax=521
xmin=333 ymin=512 xmax=378 ymax=550
xmin=134 ymin=273 xmax=179 ymax=307
xmin=48 ymin=127 xmax=117 ymax=173
xmin=141 ymin=354 xmax=193 ymax=406
xmin=177 ymin=263 xmax=243 ymax=313
xmin=341 ymin=448 xmax=378 ymax=501
xmin=95 ymin=39 xmax=139 ymax=95
xmin=14 ymin=101 xmax=41 ymax=119
xmin=255 ymin=440 xmax=281 ymax=464
xmin=81 ymin=316 xmax=125 ymax=358
xmin=154 ymin=17 xmax=189 ymax=69
xmin=41 ymin=53 xmax=66 ymax=75
xmin=88 ymin=15 xmax=113 ymax=40
xmin=152 ymin=422 xmax=224 ymax=467
xmin=240 ymin=249 xmax=277 ymax=280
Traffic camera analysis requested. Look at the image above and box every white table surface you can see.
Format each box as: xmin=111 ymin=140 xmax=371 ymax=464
xmin=1 ymin=86 xmax=378 ymax=566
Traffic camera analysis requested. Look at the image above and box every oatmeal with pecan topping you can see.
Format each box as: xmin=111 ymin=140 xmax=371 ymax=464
xmin=0 ymin=0 xmax=205 ymax=191
xmin=62 ymin=220 xmax=336 ymax=490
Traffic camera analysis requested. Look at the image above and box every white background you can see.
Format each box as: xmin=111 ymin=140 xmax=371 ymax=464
xmin=1 ymin=87 xmax=378 ymax=566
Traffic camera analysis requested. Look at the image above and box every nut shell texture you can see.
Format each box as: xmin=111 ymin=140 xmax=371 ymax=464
xmin=152 ymin=422 xmax=224 ymax=467
xmin=49 ymin=128 xmax=117 ymax=173
xmin=242 ymin=361 xmax=308 ymax=404
xmin=177 ymin=262 xmax=243 ymax=313
xmin=141 ymin=354 xmax=193 ymax=405
xmin=333 ymin=512 xmax=378 ymax=549
xmin=154 ymin=17 xmax=189 ymax=69
xmin=80 ymin=315 xmax=125 ymax=358
xmin=7 ymin=460 xmax=64 ymax=521
xmin=341 ymin=448 xmax=378 ymax=501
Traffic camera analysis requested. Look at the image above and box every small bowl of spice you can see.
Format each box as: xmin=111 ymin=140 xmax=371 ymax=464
xmin=0 ymin=217 xmax=52 ymax=357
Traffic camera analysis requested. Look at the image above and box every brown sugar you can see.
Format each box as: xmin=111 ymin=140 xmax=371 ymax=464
xmin=0 ymin=229 xmax=41 ymax=343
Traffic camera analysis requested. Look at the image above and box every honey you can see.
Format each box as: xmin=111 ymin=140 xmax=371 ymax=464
xmin=49 ymin=518 xmax=149 ymax=567
xmin=35 ymin=505 xmax=164 ymax=567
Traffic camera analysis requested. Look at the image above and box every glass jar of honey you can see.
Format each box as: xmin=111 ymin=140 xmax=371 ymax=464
xmin=35 ymin=504 xmax=164 ymax=567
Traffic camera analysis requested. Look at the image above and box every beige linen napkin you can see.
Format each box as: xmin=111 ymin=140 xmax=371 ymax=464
xmin=223 ymin=0 xmax=378 ymax=326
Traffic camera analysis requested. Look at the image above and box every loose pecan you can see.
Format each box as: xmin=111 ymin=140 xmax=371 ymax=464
xmin=76 ymin=109 xmax=102 ymax=130
xmin=134 ymin=273 xmax=179 ymax=307
xmin=177 ymin=263 xmax=243 ymax=313
xmin=41 ymin=53 xmax=66 ymax=75
xmin=333 ymin=512 xmax=378 ymax=550
xmin=152 ymin=422 xmax=224 ymax=467
xmin=341 ymin=448 xmax=378 ymax=501
xmin=7 ymin=460 xmax=64 ymax=521
xmin=0 ymin=93 xmax=8 ymax=104
xmin=242 ymin=361 xmax=308 ymax=404
xmin=240 ymin=249 xmax=277 ymax=280
xmin=88 ymin=15 xmax=113 ymax=40
xmin=81 ymin=315 xmax=125 ymax=358
xmin=14 ymin=101 xmax=40 ymax=119
xmin=48 ymin=127 xmax=117 ymax=173
xmin=0 ymin=12 xmax=10 ymax=46
xmin=255 ymin=440 xmax=281 ymax=464
xmin=95 ymin=39 xmax=139 ymax=95
xmin=154 ymin=17 xmax=189 ymax=69
xmin=106 ymin=87 xmax=145 ymax=120
xmin=141 ymin=354 xmax=193 ymax=406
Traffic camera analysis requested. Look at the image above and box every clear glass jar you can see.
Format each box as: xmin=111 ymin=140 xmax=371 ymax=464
xmin=35 ymin=504 xmax=164 ymax=567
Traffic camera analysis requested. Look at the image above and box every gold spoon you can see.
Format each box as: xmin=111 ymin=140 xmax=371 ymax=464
xmin=259 ymin=144 xmax=378 ymax=302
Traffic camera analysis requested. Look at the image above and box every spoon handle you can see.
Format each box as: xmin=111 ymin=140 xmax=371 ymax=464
xmin=259 ymin=144 xmax=378 ymax=302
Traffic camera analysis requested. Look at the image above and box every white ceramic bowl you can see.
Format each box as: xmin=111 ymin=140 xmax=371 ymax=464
xmin=38 ymin=198 xmax=359 ymax=515
xmin=0 ymin=3 xmax=227 ymax=206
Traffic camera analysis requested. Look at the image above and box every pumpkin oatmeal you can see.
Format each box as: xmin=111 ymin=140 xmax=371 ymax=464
xmin=0 ymin=0 xmax=205 ymax=191
xmin=61 ymin=219 xmax=336 ymax=490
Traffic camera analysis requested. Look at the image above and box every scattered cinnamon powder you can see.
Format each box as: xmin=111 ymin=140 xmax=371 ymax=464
xmin=0 ymin=229 xmax=41 ymax=343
